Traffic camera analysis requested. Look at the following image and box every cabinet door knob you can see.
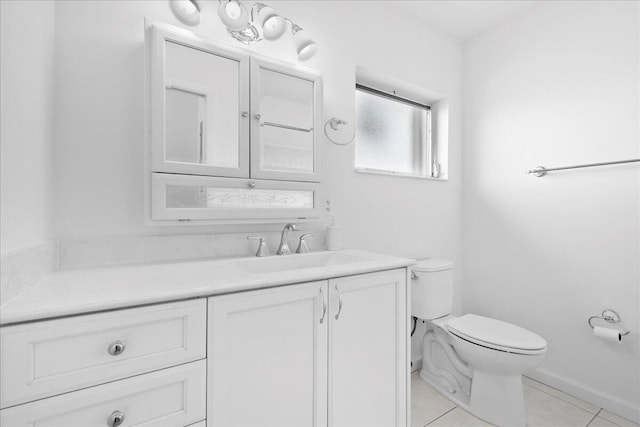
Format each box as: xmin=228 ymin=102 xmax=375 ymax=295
xmin=241 ymin=110 xmax=249 ymax=118
xmin=108 ymin=410 xmax=125 ymax=427
xmin=247 ymin=181 xmax=256 ymax=188
xmin=108 ymin=340 xmax=126 ymax=356
xmin=254 ymin=113 xmax=261 ymax=120
xmin=335 ymin=285 xmax=343 ymax=320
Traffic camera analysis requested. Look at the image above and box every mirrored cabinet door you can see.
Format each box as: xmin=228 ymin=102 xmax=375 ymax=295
xmin=250 ymin=59 xmax=321 ymax=182
xmin=150 ymin=27 xmax=250 ymax=178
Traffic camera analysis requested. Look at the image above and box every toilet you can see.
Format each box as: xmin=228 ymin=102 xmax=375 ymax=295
xmin=412 ymin=259 xmax=547 ymax=427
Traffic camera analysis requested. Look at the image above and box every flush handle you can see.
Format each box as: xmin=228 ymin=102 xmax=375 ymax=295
xmin=108 ymin=340 xmax=126 ymax=356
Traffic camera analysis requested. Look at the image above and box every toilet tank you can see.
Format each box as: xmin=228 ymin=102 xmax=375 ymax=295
xmin=411 ymin=259 xmax=454 ymax=320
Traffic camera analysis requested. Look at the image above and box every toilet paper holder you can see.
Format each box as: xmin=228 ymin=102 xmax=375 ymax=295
xmin=588 ymin=309 xmax=630 ymax=336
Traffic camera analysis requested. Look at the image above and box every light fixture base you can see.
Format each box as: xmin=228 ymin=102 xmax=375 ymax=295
xmin=228 ymin=25 xmax=261 ymax=44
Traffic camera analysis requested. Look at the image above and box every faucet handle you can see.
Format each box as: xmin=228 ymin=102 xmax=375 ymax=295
xmin=247 ymin=236 xmax=269 ymax=257
xmin=296 ymin=233 xmax=316 ymax=254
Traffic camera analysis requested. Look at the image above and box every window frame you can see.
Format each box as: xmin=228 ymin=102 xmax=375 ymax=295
xmin=354 ymin=83 xmax=437 ymax=180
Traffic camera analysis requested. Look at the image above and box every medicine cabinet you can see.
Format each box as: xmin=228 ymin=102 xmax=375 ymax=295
xmin=146 ymin=21 xmax=322 ymax=223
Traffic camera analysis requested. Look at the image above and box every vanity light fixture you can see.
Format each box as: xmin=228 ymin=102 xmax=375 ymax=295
xmin=168 ymin=0 xmax=317 ymax=61
xmin=217 ymin=0 xmax=317 ymax=61
xmin=169 ymin=0 xmax=202 ymax=27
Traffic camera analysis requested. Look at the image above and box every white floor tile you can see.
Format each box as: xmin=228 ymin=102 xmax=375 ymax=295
xmin=412 ymin=371 xmax=456 ymax=427
xmin=523 ymin=376 xmax=600 ymax=414
xmin=524 ymin=384 xmax=599 ymax=427
xmin=589 ymin=416 xmax=623 ymax=427
xmin=598 ymin=410 xmax=640 ymax=427
xmin=413 ymin=372 xmax=638 ymax=427
xmin=427 ymin=407 xmax=494 ymax=427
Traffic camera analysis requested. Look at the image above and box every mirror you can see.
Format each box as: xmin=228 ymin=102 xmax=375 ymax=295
xmin=164 ymin=41 xmax=241 ymax=169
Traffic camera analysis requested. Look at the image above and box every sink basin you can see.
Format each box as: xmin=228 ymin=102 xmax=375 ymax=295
xmin=236 ymin=252 xmax=366 ymax=274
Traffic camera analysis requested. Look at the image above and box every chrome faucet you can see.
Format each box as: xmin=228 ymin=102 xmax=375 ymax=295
xmin=277 ymin=223 xmax=297 ymax=255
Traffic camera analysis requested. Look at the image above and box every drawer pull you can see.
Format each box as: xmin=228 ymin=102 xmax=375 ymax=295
xmin=108 ymin=340 xmax=126 ymax=356
xmin=108 ymin=410 xmax=125 ymax=427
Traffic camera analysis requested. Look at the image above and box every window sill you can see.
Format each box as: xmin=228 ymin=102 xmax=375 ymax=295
xmin=354 ymin=167 xmax=447 ymax=181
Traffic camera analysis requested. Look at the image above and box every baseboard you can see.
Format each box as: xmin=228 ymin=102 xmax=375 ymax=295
xmin=529 ymin=368 xmax=640 ymax=424
xmin=411 ymin=356 xmax=422 ymax=373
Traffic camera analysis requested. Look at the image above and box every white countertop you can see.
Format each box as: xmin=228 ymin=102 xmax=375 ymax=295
xmin=0 ymin=250 xmax=415 ymax=325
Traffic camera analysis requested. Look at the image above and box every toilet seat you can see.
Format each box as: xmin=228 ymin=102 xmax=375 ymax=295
xmin=446 ymin=314 xmax=547 ymax=355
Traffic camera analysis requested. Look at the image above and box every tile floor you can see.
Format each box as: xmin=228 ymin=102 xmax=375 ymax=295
xmin=412 ymin=371 xmax=639 ymax=427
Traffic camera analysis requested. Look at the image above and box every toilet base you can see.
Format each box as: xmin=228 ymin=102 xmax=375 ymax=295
xmin=468 ymin=370 xmax=527 ymax=427
xmin=419 ymin=367 xmax=470 ymax=407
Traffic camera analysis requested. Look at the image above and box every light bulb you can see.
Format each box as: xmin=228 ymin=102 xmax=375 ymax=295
xmin=218 ymin=0 xmax=249 ymax=31
xmin=257 ymin=6 xmax=285 ymax=40
xmin=225 ymin=1 xmax=241 ymax=19
xmin=179 ymin=0 xmax=196 ymax=14
xmin=169 ymin=0 xmax=201 ymax=26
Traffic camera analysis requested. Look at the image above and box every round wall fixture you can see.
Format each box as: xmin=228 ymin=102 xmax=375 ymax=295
xmin=169 ymin=0 xmax=201 ymax=26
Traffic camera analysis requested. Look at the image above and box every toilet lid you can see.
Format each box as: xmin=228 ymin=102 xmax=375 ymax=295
xmin=447 ymin=314 xmax=547 ymax=354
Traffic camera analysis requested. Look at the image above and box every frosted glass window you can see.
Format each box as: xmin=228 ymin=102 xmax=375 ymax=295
xmin=166 ymin=186 xmax=314 ymax=209
xmin=355 ymin=85 xmax=430 ymax=177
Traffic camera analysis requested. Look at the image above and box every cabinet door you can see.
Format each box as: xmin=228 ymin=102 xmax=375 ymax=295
xmin=328 ymin=270 xmax=408 ymax=427
xmin=149 ymin=24 xmax=250 ymax=178
xmin=208 ymin=281 xmax=328 ymax=427
xmin=250 ymin=58 xmax=322 ymax=182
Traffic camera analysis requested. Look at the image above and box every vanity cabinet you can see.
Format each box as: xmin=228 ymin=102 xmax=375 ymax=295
xmin=207 ymin=269 xmax=408 ymax=427
xmin=0 ymin=263 xmax=409 ymax=427
xmin=148 ymin=22 xmax=322 ymax=222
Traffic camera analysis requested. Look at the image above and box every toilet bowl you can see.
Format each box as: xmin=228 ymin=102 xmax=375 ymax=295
xmin=412 ymin=259 xmax=547 ymax=427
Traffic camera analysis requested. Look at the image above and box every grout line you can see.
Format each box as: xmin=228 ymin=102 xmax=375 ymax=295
xmin=523 ymin=379 xmax=599 ymax=414
xmin=425 ymin=406 xmax=457 ymax=426
xmin=585 ymin=409 xmax=603 ymax=427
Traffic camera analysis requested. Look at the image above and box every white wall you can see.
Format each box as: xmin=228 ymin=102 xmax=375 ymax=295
xmin=0 ymin=0 xmax=56 ymax=254
xmin=52 ymin=1 xmax=463 ymax=276
xmin=463 ymin=1 xmax=639 ymax=420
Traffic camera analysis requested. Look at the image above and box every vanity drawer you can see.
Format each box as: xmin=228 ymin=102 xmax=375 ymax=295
xmin=0 ymin=299 xmax=206 ymax=408
xmin=0 ymin=360 xmax=206 ymax=427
